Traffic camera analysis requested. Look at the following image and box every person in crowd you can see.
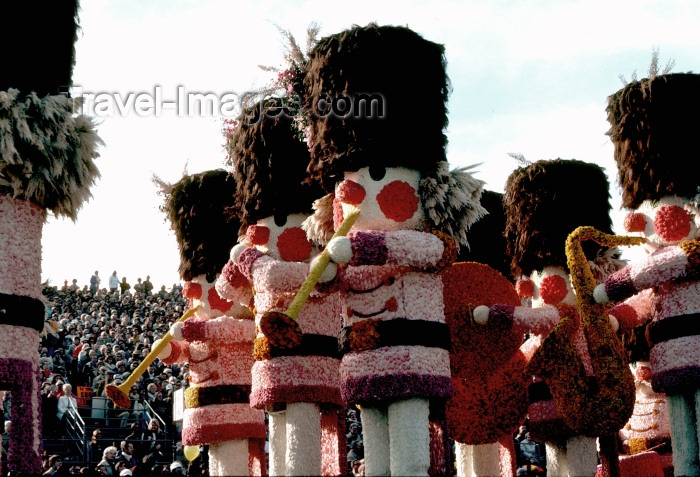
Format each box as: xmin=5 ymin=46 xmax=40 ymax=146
xmin=97 ymin=446 xmax=118 ymax=475
xmin=133 ymin=279 xmax=144 ymax=295
xmin=2 ymin=420 xmax=10 ymax=468
xmin=109 ymin=272 xmax=120 ymax=294
xmin=142 ymin=276 xmax=153 ymax=297
xmin=42 ymin=454 xmax=65 ymax=476
xmin=119 ymin=277 xmax=131 ymax=296
xmin=140 ymin=418 xmax=165 ymax=460
xmin=41 ymin=383 xmax=60 ymax=438
xmin=116 ymin=441 xmax=138 ymax=469
xmin=90 ymin=271 xmax=101 ymax=295
xmin=56 ymin=383 xmax=77 ymax=437
xmin=170 ymin=461 xmax=186 ymax=475
xmin=87 ymin=429 xmax=105 ymax=466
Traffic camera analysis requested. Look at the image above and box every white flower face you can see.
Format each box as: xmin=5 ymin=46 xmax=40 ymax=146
xmin=336 ymin=166 xmax=425 ymax=231
xmin=254 ymin=213 xmax=314 ymax=262
xmin=529 ymin=266 xmax=576 ymax=308
xmin=627 ymin=196 xmax=700 ymax=249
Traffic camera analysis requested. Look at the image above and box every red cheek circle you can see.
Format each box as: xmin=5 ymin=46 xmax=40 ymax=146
xmin=539 ymin=275 xmax=568 ymax=305
xmin=515 ymin=278 xmax=534 ymax=298
xmin=336 ymin=180 xmax=366 ymax=205
xmin=333 ymin=196 xmax=345 ymax=231
xmin=636 ymin=365 xmax=652 ymax=381
xmin=246 ymin=225 xmax=270 ymax=246
xmin=624 ymin=212 xmax=647 ymax=233
xmin=182 ymin=282 xmax=202 ymax=300
xmin=277 ymin=227 xmax=313 ymax=262
xmin=654 ymin=205 xmax=691 ymax=242
xmin=208 ymin=286 xmax=232 ymax=313
xmin=376 ymin=180 xmax=419 ymax=222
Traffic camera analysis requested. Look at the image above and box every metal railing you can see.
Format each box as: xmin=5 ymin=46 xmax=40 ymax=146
xmin=44 ymin=395 xmax=175 ymax=466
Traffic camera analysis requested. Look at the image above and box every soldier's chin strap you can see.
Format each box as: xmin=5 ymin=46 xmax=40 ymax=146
xmin=0 ymin=292 xmax=45 ymax=331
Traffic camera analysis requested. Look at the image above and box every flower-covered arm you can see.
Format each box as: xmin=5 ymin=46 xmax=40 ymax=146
xmin=215 ymin=259 xmax=253 ymax=307
xmin=595 ymin=239 xmax=700 ymax=303
xmin=607 ymin=288 xmax=654 ymax=330
xmin=236 ymin=246 xmax=311 ymax=293
xmin=152 ymin=337 xmax=191 ymax=365
xmin=473 ymin=304 xmax=561 ymax=336
xmin=334 ymin=229 xmax=456 ymax=270
xmin=180 ymin=315 xmax=255 ymax=342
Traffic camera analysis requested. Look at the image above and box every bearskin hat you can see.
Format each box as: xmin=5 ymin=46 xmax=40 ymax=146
xmin=606 ymin=73 xmax=700 ymax=209
xmin=164 ymin=169 xmax=240 ymax=283
xmin=504 ymin=158 xmax=614 ymax=279
xmin=303 ymin=23 xmax=450 ymax=192
xmin=1 ymin=1 xmax=80 ymax=97
xmin=457 ymin=189 xmax=510 ymax=278
xmin=230 ymin=97 xmax=323 ymax=233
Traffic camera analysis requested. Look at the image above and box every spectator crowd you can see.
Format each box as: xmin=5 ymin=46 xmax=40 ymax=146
xmin=2 ymin=272 xmax=192 ymax=476
xmin=1 ymin=272 xmax=367 ymax=476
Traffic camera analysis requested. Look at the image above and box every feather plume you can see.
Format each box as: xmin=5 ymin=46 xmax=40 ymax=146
xmin=419 ymin=162 xmax=487 ymax=250
xmin=588 ymin=247 xmax=627 ymax=284
xmin=0 ymin=89 xmax=102 ymax=220
xmin=301 ymin=192 xmax=335 ymax=246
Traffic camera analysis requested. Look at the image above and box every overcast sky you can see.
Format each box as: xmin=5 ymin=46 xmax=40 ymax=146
xmin=40 ymin=0 xmax=700 ymax=290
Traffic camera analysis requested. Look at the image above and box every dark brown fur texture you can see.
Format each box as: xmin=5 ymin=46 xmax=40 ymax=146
xmin=620 ymin=319 xmax=652 ymax=364
xmin=606 ymin=73 xmax=700 ymax=209
xmin=164 ymin=169 xmax=240 ymax=282
xmin=504 ymin=159 xmax=614 ymax=279
xmin=1 ymin=1 xmax=80 ymax=97
xmin=230 ymin=97 xmax=323 ymax=233
xmin=303 ymin=23 xmax=450 ymax=192
xmin=457 ymin=189 xmax=510 ymax=279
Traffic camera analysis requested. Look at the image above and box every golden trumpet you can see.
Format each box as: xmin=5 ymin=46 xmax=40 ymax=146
xmin=106 ymin=304 xmax=200 ymax=408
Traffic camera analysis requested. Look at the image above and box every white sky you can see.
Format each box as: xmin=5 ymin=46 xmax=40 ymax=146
xmin=40 ymin=0 xmax=700 ymax=290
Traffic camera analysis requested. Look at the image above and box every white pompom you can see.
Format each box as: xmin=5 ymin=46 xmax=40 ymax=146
xmin=230 ymin=243 xmax=247 ymax=263
xmin=313 ymin=256 xmax=338 ymax=283
xmin=327 ymin=236 xmax=353 ymax=264
xmin=473 ymin=305 xmax=490 ymax=325
xmin=152 ymin=339 xmax=172 ymax=361
xmin=608 ymin=314 xmax=619 ymax=333
xmin=170 ymin=322 xmax=184 ymax=341
xmin=593 ymin=284 xmax=610 ymax=304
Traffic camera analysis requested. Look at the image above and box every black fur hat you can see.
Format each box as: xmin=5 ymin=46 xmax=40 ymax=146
xmin=457 ymin=189 xmax=510 ymax=279
xmin=303 ymin=23 xmax=450 ymax=192
xmin=230 ymin=97 xmax=323 ymax=233
xmin=1 ymin=1 xmax=80 ymax=96
xmin=504 ymin=159 xmax=614 ymax=279
xmin=163 ymin=169 xmax=240 ymax=283
xmin=606 ymin=73 xmax=700 ymax=209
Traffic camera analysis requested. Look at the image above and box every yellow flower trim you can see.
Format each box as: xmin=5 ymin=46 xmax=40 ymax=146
xmin=629 ymin=437 xmax=648 ymax=455
xmin=349 ymin=318 xmax=382 ymax=352
xmin=427 ymin=229 xmax=458 ymax=272
xmin=679 ymin=239 xmax=700 ymax=279
xmin=253 ymin=336 xmax=272 ymax=361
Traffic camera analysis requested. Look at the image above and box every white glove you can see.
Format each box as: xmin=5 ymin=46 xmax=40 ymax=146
xmin=473 ymin=305 xmax=490 ymax=325
xmin=151 ymin=338 xmax=172 ymax=361
xmin=230 ymin=243 xmax=248 ymax=264
xmin=327 ymin=236 xmax=353 ymax=264
xmin=170 ymin=322 xmax=184 ymax=341
xmin=593 ymin=283 xmax=610 ymax=304
xmin=312 ymin=255 xmax=338 ymax=283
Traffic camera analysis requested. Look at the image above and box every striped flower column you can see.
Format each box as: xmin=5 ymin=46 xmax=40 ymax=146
xmin=0 ymin=196 xmax=47 ymax=475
